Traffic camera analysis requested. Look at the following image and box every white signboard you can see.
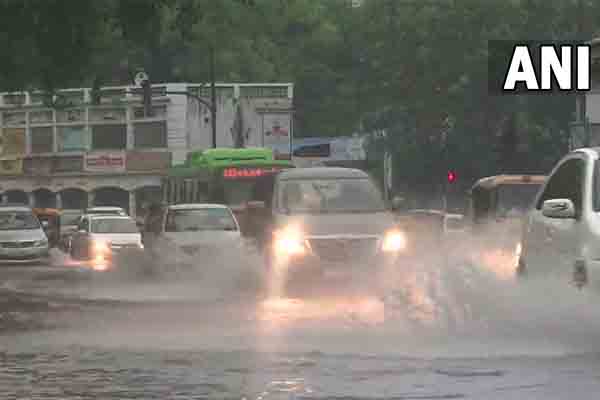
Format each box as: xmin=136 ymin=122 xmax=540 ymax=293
xmin=262 ymin=113 xmax=291 ymax=159
xmin=84 ymin=151 xmax=126 ymax=173
xmin=330 ymin=137 xmax=366 ymax=161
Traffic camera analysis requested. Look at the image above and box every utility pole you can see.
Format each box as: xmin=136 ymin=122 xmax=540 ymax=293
xmin=209 ymin=46 xmax=217 ymax=149
xmin=577 ymin=0 xmax=588 ymax=147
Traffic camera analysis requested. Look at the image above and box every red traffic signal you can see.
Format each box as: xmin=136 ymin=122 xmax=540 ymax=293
xmin=447 ymin=170 xmax=457 ymax=183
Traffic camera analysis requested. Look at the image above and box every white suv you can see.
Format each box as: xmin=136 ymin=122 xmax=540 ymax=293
xmin=519 ymin=147 xmax=600 ymax=288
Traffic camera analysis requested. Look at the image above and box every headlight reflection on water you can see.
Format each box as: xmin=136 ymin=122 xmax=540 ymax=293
xmin=257 ymin=296 xmax=385 ymax=327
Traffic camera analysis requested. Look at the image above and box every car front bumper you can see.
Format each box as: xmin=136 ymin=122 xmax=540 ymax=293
xmin=0 ymin=246 xmax=50 ymax=264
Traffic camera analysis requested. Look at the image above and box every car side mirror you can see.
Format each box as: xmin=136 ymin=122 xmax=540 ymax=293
xmin=246 ymin=201 xmax=266 ymax=210
xmin=541 ymin=199 xmax=576 ymax=219
xmin=391 ymin=196 xmax=404 ymax=211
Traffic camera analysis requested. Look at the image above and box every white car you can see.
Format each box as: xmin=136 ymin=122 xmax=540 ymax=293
xmin=70 ymin=214 xmax=143 ymax=270
xmin=519 ymin=147 xmax=600 ymax=288
xmin=143 ymin=203 xmax=243 ymax=267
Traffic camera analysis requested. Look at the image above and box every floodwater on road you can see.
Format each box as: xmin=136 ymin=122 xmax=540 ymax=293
xmin=1 ymin=249 xmax=600 ymax=399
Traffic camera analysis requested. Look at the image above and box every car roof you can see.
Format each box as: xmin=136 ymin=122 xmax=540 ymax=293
xmin=88 ymin=214 xmax=133 ymax=220
xmin=168 ymin=203 xmax=231 ymax=210
xmin=470 ymin=174 xmax=546 ymax=191
xmin=0 ymin=205 xmax=32 ymax=212
xmin=86 ymin=206 xmax=125 ymax=211
xmin=278 ymin=167 xmax=369 ymax=180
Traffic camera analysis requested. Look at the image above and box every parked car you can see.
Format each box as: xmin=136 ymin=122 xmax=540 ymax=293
xmin=519 ymin=147 xmax=600 ymax=288
xmin=70 ymin=214 xmax=143 ymax=271
xmin=0 ymin=204 xmax=50 ymax=264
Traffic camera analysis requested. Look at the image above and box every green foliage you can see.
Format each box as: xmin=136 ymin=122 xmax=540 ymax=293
xmin=0 ymin=0 xmax=596 ymax=194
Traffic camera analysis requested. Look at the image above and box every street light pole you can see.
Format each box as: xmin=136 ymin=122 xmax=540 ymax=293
xmin=209 ymin=46 xmax=217 ymax=149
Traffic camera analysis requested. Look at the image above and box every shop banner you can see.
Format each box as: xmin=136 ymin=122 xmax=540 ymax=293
xmin=84 ymin=151 xmax=126 ymax=173
xmin=53 ymin=156 xmax=84 ymax=173
xmin=0 ymin=157 xmax=23 ymax=175
xmin=1 ymin=128 xmax=26 ymax=156
xmin=262 ymin=112 xmax=291 ymax=159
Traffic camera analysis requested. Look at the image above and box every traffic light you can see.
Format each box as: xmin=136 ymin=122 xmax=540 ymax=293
xmin=447 ymin=170 xmax=457 ymax=183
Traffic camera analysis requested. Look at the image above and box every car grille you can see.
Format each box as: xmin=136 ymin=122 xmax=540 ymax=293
xmin=308 ymin=237 xmax=380 ymax=262
xmin=0 ymin=241 xmax=36 ymax=249
xmin=110 ymin=243 xmax=140 ymax=251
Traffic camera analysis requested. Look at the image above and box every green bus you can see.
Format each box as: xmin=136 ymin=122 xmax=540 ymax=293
xmin=162 ymin=147 xmax=294 ymax=234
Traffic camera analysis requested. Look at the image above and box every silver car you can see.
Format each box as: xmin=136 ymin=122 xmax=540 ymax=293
xmin=0 ymin=205 xmax=50 ymax=264
xmin=263 ymin=167 xmax=406 ymax=295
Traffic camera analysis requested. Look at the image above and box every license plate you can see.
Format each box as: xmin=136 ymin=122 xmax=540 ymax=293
xmin=324 ymin=269 xmax=347 ymax=279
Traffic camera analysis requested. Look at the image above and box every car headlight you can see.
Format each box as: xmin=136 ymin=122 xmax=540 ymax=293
xmin=273 ymin=226 xmax=306 ymax=256
xmin=381 ymin=230 xmax=406 ymax=252
xmin=34 ymin=239 xmax=49 ymax=247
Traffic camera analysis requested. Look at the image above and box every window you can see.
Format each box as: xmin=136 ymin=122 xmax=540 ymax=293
xmin=58 ymin=126 xmax=89 ymax=152
xmin=91 ymin=124 xmax=126 ymax=150
xmin=133 ymin=121 xmax=167 ymax=148
xmin=0 ymin=211 xmax=40 ymax=230
xmin=77 ymin=218 xmax=89 ymax=232
xmin=30 ymin=127 xmax=54 ymax=153
xmin=91 ymin=218 xmax=138 ymax=234
xmin=593 ymin=160 xmax=600 ymax=212
xmin=536 ymin=158 xmax=585 ymax=215
xmin=165 ymin=208 xmax=237 ymax=232
xmin=278 ymin=178 xmax=386 ymax=214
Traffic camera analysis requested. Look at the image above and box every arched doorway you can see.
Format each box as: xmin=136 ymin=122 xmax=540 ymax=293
xmin=4 ymin=190 xmax=28 ymax=205
xmin=135 ymin=186 xmax=163 ymax=217
xmin=93 ymin=187 xmax=130 ymax=213
xmin=32 ymin=188 xmax=56 ymax=208
xmin=60 ymin=188 xmax=88 ymax=210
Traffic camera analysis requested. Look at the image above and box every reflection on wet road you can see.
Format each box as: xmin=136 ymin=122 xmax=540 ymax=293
xmin=1 ymin=249 xmax=600 ymax=398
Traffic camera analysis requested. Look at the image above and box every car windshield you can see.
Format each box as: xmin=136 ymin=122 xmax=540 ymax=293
xmin=0 ymin=211 xmax=40 ymax=230
xmin=445 ymin=217 xmax=465 ymax=230
xmin=279 ymin=178 xmax=386 ymax=214
xmin=87 ymin=210 xmax=123 ymax=215
xmin=91 ymin=218 xmax=138 ymax=234
xmin=60 ymin=212 xmax=81 ymax=225
xmin=165 ymin=208 xmax=237 ymax=232
xmin=496 ymin=184 xmax=541 ymax=217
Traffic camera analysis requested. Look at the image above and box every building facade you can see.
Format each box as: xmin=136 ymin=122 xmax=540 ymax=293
xmin=0 ymin=82 xmax=293 ymax=217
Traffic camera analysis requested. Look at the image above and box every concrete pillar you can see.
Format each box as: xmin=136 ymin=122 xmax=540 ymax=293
xmin=129 ymin=191 xmax=136 ymax=218
xmin=0 ymin=194 xmax=6 ymax=204
xmin=27 ymin=192 xmax=34 ymax=207
xmin=87 ymin=191 xmax=95 ymax=207
xmin=56 ymin=192 xmax=62 ymax=209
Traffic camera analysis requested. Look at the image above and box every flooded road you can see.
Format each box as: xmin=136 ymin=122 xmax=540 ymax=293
xmin=1 ymin=250 xmax=600 ymax=399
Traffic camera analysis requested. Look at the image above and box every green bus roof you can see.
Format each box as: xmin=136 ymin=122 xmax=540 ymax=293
xmin=188 ymin=147 xmax=277 ymax=168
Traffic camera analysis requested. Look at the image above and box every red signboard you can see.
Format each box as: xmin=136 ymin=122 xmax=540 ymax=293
xmin=223 ymin=167 xmax=283 ymax=179
xmin=84 ymin=151 xmax=126 ymax=172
